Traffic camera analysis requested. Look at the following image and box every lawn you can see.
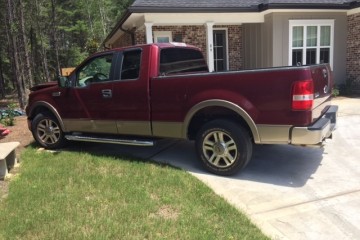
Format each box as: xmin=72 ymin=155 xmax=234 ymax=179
xmin=0 ymin=146 xmax=269 ymax=240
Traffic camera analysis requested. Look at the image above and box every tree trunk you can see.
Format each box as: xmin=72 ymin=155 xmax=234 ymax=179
xmin=51 ymin=0 xmax=61 ymax=75
xmin=6 ymin=0 xmax=26 ymax=108
xmin=0 ymin=54 xmax=6 ymax=98
xmin=98 ymin=0 xmax=107 ymax=38
xmin=19 ymin=0 xmax=33 ymax=89
xmin=35 ymin=0 xmax=50 ymax=82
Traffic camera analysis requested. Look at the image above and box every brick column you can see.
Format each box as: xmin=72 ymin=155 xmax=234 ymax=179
xmin=347 ymin=12 xmax=360 ymax=90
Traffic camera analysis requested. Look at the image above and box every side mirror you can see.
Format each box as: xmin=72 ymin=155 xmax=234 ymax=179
xmin=57 ymin=76 xmax=70 ymax=88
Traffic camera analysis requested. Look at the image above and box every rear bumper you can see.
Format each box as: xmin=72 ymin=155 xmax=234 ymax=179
xmin=290 ymin=105 xmax=338 ymax=145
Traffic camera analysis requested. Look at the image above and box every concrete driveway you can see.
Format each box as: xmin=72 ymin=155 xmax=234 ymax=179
xmin=73 ymin=97 xmax=360 ymax=240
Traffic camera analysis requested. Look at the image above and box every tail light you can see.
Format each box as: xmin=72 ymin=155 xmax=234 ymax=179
xmin=292 ymin=80 xmax=314 ymax=111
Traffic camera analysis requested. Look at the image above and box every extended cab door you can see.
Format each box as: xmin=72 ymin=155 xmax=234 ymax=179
xmin=111 ymin=47 xmax=152 ymax=136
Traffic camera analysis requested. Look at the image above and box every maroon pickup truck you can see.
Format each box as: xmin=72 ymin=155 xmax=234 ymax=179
xmin=26 ymin=43 xmax=337 ymax=175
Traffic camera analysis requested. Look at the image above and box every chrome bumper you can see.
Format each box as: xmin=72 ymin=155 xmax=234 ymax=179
xmin=291 ymin=105 xmax=338 ymax=145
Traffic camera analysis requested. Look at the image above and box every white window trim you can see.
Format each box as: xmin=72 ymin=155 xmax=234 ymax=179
xmin=289 ymin=19 xmax=334 ymax=68
xmin=153 ymin=31 xmax=172 ymax=43
xmin=213 ymin=28 xmax=229 ymax=71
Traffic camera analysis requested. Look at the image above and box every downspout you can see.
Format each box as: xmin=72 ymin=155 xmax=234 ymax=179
xmin=102 ymin=10 xmax=133 ymax=49
xmin=119 ymin=26 xmax=135 ymax=45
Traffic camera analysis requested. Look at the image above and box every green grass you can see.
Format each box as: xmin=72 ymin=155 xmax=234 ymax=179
xmin=0 ymin=146 xmax=269 ymax=240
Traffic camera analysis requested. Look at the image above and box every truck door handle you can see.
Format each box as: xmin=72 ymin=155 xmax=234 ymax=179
xmin=52 ymin=92 xmax=61 ymax=97
xmin=102 ymin=89 xmax=112 ymax=98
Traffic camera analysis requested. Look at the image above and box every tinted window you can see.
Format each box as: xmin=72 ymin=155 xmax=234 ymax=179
xmin=121 ymin=50 xmax=141 ymax=80
xmin=160 ymin=48 xmax=208 ymax=75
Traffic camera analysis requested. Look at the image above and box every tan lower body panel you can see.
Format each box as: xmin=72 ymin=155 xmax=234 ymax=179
xmin=63 ymin=119 xmax=117 ymax=134
xmin=256 ymin=125 xmax=292 ymax=144
xmin=63 ymin=119 xmax=294 ymax=144
xmin=116 ymin=121 xmax=152 ymax=136
xmin=63 ymin=119 xmax=153 ymax=136
xmin=151 ymin=122 xmax=184 ymax=138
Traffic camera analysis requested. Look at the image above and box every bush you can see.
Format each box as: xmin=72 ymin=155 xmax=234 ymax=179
xmin=0 ymin=103 xmax=17 ymax=126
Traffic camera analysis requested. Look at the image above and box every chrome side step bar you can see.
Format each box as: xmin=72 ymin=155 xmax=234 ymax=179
xmin=65 ymin=135 xmax=154 ymax=147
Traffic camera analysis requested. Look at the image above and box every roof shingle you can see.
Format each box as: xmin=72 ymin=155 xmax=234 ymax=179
xmin=131 ymin=0 xmax=356 ymax=9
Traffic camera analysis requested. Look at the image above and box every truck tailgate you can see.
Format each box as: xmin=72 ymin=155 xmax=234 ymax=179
xmin=311 ymin=64 xmax=333 ymax=108
xmin=310 ymin=64 xmax=333 ymax=121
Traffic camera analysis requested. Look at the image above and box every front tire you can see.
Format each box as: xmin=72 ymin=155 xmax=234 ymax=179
xmin=196 ymin=119 xmax=252 ymax=176
xmin=31 ymin=112 xmax=66 ymax=149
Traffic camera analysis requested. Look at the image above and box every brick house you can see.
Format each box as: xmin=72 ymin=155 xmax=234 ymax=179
xmin=104 ymin=0 xmax=360 ymax=87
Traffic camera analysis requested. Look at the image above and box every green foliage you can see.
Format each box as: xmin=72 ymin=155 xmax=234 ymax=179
xmin=332 ymin=87 xmax=340 ymax=97
xmin=334 ymin=78 xmax=355 ymax=96
xmin=0 ymin=147 xmax=269 ymax=239
xmin=0 ymin=103 xmax=17 ymax=126
xmin=0 ymin=0 xmax=134 ymax=100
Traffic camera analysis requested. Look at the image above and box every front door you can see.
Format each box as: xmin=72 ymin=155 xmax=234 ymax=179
xmin=213 ymin=30 xmax=228 ymax=72
xmin=55 ymin=52 xmax=119 ymax=134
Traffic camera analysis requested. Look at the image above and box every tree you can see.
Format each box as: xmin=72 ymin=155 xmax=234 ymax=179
xmin=5 ymin=0 xmax=26 ymax=108
xmin=0 ymin=0 xmax=134 ymax=107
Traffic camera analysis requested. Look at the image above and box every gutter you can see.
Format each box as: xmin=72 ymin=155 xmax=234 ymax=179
xmin=102 ymin=10 xmax=133 ymax=49
xmin=129 ymin=6 xmax=260 ymax=13
xmin=260 ymin=2 xmax=359 ymax=11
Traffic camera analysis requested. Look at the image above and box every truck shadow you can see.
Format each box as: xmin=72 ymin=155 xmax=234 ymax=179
xmin=62 ymin=139 xmax=323 ymax=188
xmin=152 ymin=141 xmax=324 ymax=188
xmin=240 ymin=144 xmax=324 ymax=187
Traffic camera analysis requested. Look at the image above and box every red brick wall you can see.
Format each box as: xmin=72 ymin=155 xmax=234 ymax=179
xmin=347 ymin=12 xmax=360 ymax=87
xmin=135 ymin=28 xmax=146 ymax=45
xmin=114 ymin=24 xmax=244 ymax=71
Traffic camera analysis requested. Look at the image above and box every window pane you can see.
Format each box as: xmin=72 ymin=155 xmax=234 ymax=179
xmin=215 ymin=60 xmax=225 ymax=72
xmin=306 ymin=49 xmax=316 ymax=65
xmin=292 ymin=49 xmax=303 ymax=66
xmin=160 ymin=48 xmax=208 ymax=75
xmin=121 ymin=50 xmax=141 ymax=80
xmin=215 ymin=33 xmax=224 ymax=46
xmin=320 ymin=48 xmax=330 ymax=63
xmin=157 ymin=37 xmax=170 ymax=43
xmin=77 ymin=54 xmax=113 ymax=86
xmin=307 ymin=26 xmax=317 ymax=47
xmin=292 ymin=26 xmax=303 ymax=47
xmin=320 ymin=26 xmax=331 ymax=46
xmin=214 ymin=47 xmax=224 ymax=60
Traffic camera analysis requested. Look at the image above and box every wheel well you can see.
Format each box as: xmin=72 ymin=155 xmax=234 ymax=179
xmin=29 ymin=106 xmax=55 ymax=120
xmin=187 ymin=106 xmax=253 ymax=141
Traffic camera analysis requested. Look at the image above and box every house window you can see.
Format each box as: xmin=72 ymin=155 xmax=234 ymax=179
xmin=153 ymin=31 xmax=172 ymax=43
xmin=289 ymin=20 xmax=334 ymax=67
xmin=213 ymin=29 xmax=228 ymax=71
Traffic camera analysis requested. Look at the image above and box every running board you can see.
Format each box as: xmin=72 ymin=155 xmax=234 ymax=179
xmin=65 ymin=135 xmax=154 ymax=147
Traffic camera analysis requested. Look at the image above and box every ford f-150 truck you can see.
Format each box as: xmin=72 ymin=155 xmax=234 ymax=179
xmin=26 ymin=43 xmax=337 ymax=175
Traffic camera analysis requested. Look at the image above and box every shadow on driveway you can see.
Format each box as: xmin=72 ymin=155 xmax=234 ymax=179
xmin=241 ymin=144 xmax=324 ymax=188
xmin=60 ymin=138 xmax=324 ymax=188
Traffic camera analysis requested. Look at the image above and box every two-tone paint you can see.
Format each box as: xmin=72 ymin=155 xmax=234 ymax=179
xmin=26 ymin=43 xmax=336 ymax=147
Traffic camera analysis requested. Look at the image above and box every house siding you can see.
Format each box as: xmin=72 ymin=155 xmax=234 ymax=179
xmin=347 ymin=12 xmax=360 ymax=88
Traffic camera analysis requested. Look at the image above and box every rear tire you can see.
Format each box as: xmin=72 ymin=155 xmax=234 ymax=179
xmin=196 ymin=119 xmax=252 ymax=176
xmin=31 ymin=112 xmax=66 ymax=149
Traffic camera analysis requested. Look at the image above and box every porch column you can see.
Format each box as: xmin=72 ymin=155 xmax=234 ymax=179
xmin=144 ymin=22 xmax=154 ymax=44
xmin=205 ymin=22 xmax=215 ymax=72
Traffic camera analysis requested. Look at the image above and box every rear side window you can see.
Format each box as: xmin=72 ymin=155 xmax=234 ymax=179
xmin=160 ymin=48 xmax=208 ymax=75
xmin=121 ymin=50 xmax=142 ymax=80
